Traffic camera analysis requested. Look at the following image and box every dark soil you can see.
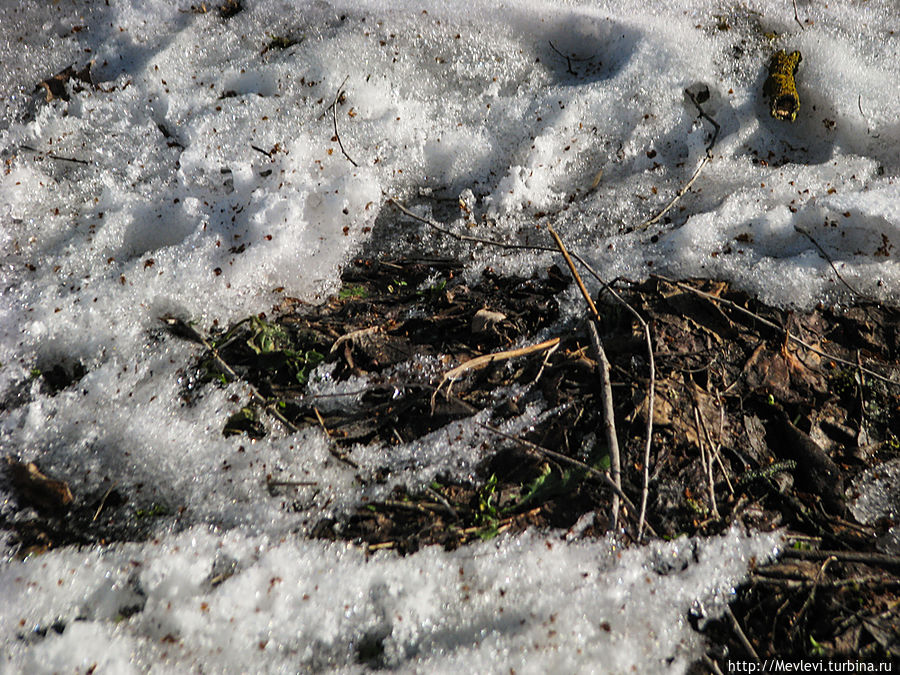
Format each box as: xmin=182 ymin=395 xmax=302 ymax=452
xmin=4 ymin=248 xmax=898 ymax=664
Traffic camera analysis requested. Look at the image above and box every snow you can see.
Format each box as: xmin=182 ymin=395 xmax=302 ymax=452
xmin=0 ymin=0 xmax=897 ymax=672
xmin=1 ymin=525 xmax=781 ymax=674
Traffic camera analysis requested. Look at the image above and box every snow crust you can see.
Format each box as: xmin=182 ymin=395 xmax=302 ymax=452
xmin=0 ymin=524 xmax=781 ymax=674
xmin=1 ymin=0 xmax=897 ymax=671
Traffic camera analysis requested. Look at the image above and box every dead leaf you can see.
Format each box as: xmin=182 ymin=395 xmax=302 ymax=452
xmin=36 ymin=62 xmax=94 ymax=102
xmin=744 ymin=343 xmax=826 ymax=402
xmin=5 ymin=455 xmax=74 ymax=512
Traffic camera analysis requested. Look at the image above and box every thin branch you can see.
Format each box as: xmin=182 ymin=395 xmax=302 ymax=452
xmin=781 ymin=547 xmax=900 ymax=571
xmin=639 ymin=155 xmax=710 ymax=230
xmin=431 ymin=337 xmax=561 ymax=411
xmin=599 ymin=282 xmax=656 ymax=542
xmin=793 ymin=0 xmax=805 ymax=30
xmin=20 ymin=145 xmax=91 ymax=165
xmin=686 ymin=89 xmax=721 ymax=154
xmin=92 ymin=484 xmax=116 ymax=522
xmin=389 ymin=197 xmax=558 ymax=254
xmin=589 ymin=320 xmax=622 ymax=530
xmin=547 ymin=225 xmax=623 ymax=529
xmin=702 ymin=654 xmax=726 ymax=675
xmin=266 ymin=479 xmax=318 ymax=488
xmin=693 ymin=404 xmax=720 ymax=519
xmin=791 ymin=556 xmax=836 ymax=640
xmin=637 ymin=90 xmax=719 ymax=231
xmin=251 ymin=144 xmax=273 ymax=158
xmin=577 ymin=271 xmax=657 ymax=543
xmin=725 ymin=605 xmax=760 ymax=663
xmin=547 ymin=40 xmax=594 ymax=76
xmin=390 ymin=200 xmax=658 ymax=537
xmin=794 ymin=225 xmax=865 ymax=298
xmin=330 ymin=75 xmax=358 ymax=167
xmin=160 ymin=316 xmax=300 ymax=433
xmin=159 ymin=316 xmax=359 ymax=468
xmin=479 ymin=423 xmax=657 ymax=538
xmin=547 ymin=226 xmax=600 ymax=319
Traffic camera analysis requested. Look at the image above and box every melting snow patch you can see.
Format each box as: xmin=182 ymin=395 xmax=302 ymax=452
xmin=1 ymin=525 xmax=781 ymax=674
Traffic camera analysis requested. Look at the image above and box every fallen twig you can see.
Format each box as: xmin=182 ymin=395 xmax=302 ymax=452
xmin=160 ymin=316 xmax=359 ymax=468
xmin=92 ymin=484 xmax=116 ymax=522
xmin=160 ymin=316 xmax=300 ymax=433
xmin=791 ymin=556 xmax=836 ymax=641
xmin=637 ymin=90 xmax=719 ymax=230
xmin=794 ymin=225 xmax=865 ymax=298
xmin=251 ymin=144 xmax=273 ymax=158
xmin=792 ymin=0 xmax=805 ymax=30
xmin=392 ymin=200 xmax=656 ymax=539
xmin=20 ymin=145 xmax=91 ymax=165
xmin=431 ymin=337 xmax=561 ymax=411
xmin=725 ymin=605 xmax=760 ymax=663
xmin=751 ymin=573 xmax=900 ymax=590
xmin=480 ymin=423 xmax=658 ymax=538
xmin=571 ymin=268 xmax=657 ymax=542
xmin=547 ymin=225 xmax=622 ymax=529
xmin=547 ymin=40 xmax=593 ymax=76
xmin=692 ymin=404 xmax=720 ymax=519
xmin=389 ymin=197 xmax=558 ymax=254
xmin=588 ymin=321 xmax=622 ymax=530
xmin=547 ymin=226 xmax=600 ymax=320
xmin=686 ymin=89 xmax=721 ymax=154
xmin=330 ymin=75 xmax=358 ymax=167
xmin=781 ymin=548 xmax=900 ymax=571
xmin=266 ymin=479 xmax=318 ymax=488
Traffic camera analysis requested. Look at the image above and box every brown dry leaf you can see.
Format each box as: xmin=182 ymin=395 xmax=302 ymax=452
xmin=629 ymin=377 xmax=675 ymax=427
xmin=5 ymin=455 xmax=74 ymax=512
xmin=743 ymin=343 xmax=826 ymax=402
xmin=37 ymin=62 xmax=94 ymax=102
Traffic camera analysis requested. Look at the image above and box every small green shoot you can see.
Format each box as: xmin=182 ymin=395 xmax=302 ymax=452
xmin=339 ymin=285 xmax=368 ymax=300
xmin=808 ymin=635 xmax=826 ymax=657
xmin=387 ymin=279 xmax=408 ymax=294
xmin=417 ymin=279 xmax=447 ymax=300
xmin=135 ymin=503 xmax=170 ymax=519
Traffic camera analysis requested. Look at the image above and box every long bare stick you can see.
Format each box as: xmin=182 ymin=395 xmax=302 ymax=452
xmin=547 ymin=226 xmax=600 ymax=320
xmin=389 ymin=197 xmax=558 ymax=253
xmin=693 ymin=404 xmax=720 ymax=519
xmin=547 ymin=225 xmax=622 ymax=529
xmin=160 ymin=317 xmax=359 ymax=468
xmin=792 ymin=0 xmax=805 ymax=30
xmin=781 ymin=548 xmax=900 ymax=570
xmin=589 ymin=321 xmax=621 ymax=529
xmin=567 ymin=264 xmax=657 ymax=541
xmin=639 ymin=154 xmax=711 ymax=230
xmin=160 ymin=316 xmax=300 ymax=434
xmin=725 ymin=605 xmax=761 ymax=663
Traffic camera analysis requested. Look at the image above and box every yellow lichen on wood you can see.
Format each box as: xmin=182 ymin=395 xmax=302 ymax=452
xmin=764 ymin=50 xmax=802 ymax=121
